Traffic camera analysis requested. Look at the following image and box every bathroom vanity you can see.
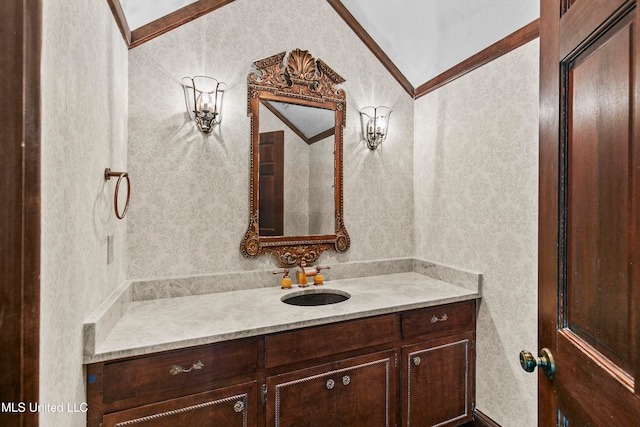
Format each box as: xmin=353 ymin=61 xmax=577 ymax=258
xmin=78 ymin=48 xmax=489 ymax=426
xmin=84 ymin=269 xmax=480 ymax=427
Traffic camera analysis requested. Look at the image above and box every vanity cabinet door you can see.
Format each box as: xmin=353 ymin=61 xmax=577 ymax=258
xmin=266 ymin=350 xmax=396 ymax=427
xmin=402 ymin=334 xmax=474 ymax=427
xmin=266 ymin=363 xmax=336 ymax=427
xmin=102 ymin=381 xmax=257 ymax=427
xmin=336 ymin=350 xmax=397 ymax=427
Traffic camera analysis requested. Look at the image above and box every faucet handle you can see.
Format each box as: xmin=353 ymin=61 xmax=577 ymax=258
xmin=273 ymin=269 xmax=292 ymax=289
xmin=313 ymin=266 xmax=331 ymax=286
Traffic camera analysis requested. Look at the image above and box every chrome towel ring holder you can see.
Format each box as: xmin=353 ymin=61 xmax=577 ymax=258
xmin=104 ymin=168 xmax=130 ymax=219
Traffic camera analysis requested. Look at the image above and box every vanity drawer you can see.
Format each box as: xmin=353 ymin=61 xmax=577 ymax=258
xmin=401 ymin=300 xmax=476 ymax=340
xmin=265 ymin=314 xmax=400 ymax=368
xmin=102 ymin=338 xmax=258 ymax=406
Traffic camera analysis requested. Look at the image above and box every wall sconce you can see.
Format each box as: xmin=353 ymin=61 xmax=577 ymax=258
xmin=359 ymin=106 xmax=392 ymax=150
xmin=181 ymin=76 xmax=227 ymax=133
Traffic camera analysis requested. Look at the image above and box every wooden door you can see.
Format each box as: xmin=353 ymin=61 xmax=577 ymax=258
xmin=402 ymin=335 xmax=473 ymax=427
xmin=259 ymin=131 xmax=284 ymax=236
xmin=539 ymin=0 xmax=640 ymax=424
xmin=102 ymin=382 xmax=257 ymax=427
xmin=0 ymin=1 xmax=40 ymax=427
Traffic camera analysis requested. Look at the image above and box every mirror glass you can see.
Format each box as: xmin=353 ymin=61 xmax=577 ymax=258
xmin=258 ymin=101 xmax=335 ymax=237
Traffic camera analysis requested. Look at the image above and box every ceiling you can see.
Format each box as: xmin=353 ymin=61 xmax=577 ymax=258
xmin=119 ymin=0 xmax=539 ymax=91
xmin=121 ymin=0 xmax=195 ymax=29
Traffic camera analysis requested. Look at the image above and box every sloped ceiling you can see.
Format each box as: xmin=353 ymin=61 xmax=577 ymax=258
xmin=339 ymin=0 xmax=538 ymax=87
xmin=121 ymin=0 xmax=196 ymax=29
xmin=114 ymin=0 xmax=539 ymax=96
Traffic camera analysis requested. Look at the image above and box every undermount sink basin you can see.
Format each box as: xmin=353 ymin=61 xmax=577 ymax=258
xmin=281 ymin=289 xmax=351 ymax=306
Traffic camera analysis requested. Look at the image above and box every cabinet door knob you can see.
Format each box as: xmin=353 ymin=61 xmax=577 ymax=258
xmin=233 ymin=400 xmax=245 ymax=413
xmin=326 ymin=379 xmax=335 ymax=389
xmin=342 ymin=375 xmax=350 ymax=385
xmin=413 ymin=356 xmax=421 ymax=366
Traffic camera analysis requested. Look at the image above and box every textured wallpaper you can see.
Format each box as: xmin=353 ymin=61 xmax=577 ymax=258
xmin=414 ymin=40 xmax=540 ymax=427
xmin=308 ymin=136 xmax=335 ymax=235
xmin=40 ymin=0 xmax=128 ymax=425
xmin=38 ymin=0 xmax=538 ymax=425
xmin=126 ymin=0 xmax=415 ymax=279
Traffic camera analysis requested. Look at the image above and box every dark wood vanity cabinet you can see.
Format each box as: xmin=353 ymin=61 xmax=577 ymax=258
xmin=402 ymin=335 xmax=474 ymax=427
xmin=101 ymin=382 xmax=257 ymax=427
xmin=265 ymin=350 xmax=397 ymax=427
xmin=86 ymin=300 xmax=476 ymax=427
xmin=86 ymin=338 xmax=259 ymax=427
xmin=263 ymin=315 xmax=399 ymax=426
xmin=400 ymin=301 xmax=476 ymax=426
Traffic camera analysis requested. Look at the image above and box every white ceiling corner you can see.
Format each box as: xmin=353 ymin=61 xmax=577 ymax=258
xmin=340 ymin=0 xmax=539 ymax=87
xmin=119 ymin=0 xmax=539 ymax=88
xmin=120 ymin=0 xmax=196 ymax=30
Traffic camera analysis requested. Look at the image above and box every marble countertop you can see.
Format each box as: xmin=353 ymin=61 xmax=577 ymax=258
xmin=84 ymin=270 xmax=480 ymax=364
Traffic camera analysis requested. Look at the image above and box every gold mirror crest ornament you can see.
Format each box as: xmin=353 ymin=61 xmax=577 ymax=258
xmin=241 ymin=49 xmax=350 ymax=266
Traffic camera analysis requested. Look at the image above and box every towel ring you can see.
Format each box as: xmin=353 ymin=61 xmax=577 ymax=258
xmin=104 ymin=168 xmax=130 ymax=219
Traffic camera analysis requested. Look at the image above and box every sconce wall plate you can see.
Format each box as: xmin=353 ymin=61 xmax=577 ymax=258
xmin=181 ymin=76 xmax=227 ymax=133
xmin=360 ymin=106 xmax=392 ymax=150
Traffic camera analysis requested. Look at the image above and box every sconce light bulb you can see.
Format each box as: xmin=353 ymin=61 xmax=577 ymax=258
xmin=197 ymin=93 xmax=213 ymax=114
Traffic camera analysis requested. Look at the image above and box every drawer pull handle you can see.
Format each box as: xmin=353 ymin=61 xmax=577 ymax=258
xmin=169 ymin=360 xmax=204 ymax=375
xmin=234 ymin=401 xmax=245 ymax=413
xmin=413 ymin=356 xmax=421 ymax=366
xmin=326 ymin=379 xmax=335 ymax=389
xmin=430 ymin=313 xmax=448 ymax=323
xmin=342 ymin=375 xmax=350 ymax=386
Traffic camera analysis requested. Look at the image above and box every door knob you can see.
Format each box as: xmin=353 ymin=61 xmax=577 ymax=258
xmin=519 ymin=348 xmax=555 ymax=381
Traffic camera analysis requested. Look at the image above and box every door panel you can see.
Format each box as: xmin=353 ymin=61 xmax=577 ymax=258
xmin=336 ymin=351 xmax=395 ymax=427
xmin=403 ymin=337 xmax=472 ymax=427
xmin=557 ymin=332 xmax=640 ymax=426
xmin=266 ymin=351 xmax=395 ymax=427
xmin=266 ymin=364 xmax=336 ymax=427
xmin=259 ymin=131 xmax=284 ymax=236
xmin=540 ymin=0 xmax=640 ymax=424
xmin=102 ymin=382 xmax=257 ymax=427
xmin=565 ymin=10 xmax=633 ymax=373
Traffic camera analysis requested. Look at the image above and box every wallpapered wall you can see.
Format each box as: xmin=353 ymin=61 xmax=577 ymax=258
xmin=126 ymin=0 xmax=415 ymax=279
xmin=39 ymin=0 xmax=538 ymax=425
xmin=414 ymin=40 xmax=540 ymax=427
xmin=40 ymin=0 xmax=128 ymax=425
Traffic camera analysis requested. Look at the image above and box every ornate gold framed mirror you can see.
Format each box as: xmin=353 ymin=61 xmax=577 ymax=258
xmin=241 ymin=49 xmax=350 ymax=266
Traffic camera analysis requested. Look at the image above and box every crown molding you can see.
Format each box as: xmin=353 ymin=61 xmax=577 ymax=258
xmin=105 ymin=1 xmax=538 ymax=99
xmin=105 ymin=0 xmax=131 ymax=47
xmin=106 ymin=0 xmax=236 ymax=48
xmin=327 ymin=0 xmax=414 ymax=97
xmin=415 ymin=19 xmax=540 ymax=99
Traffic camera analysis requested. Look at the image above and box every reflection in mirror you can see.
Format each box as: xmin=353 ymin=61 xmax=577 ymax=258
xmin=261 ymin=100 xmax=335 ymax=143
xmin=258 ymin=102 xmax=335 ymax=237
